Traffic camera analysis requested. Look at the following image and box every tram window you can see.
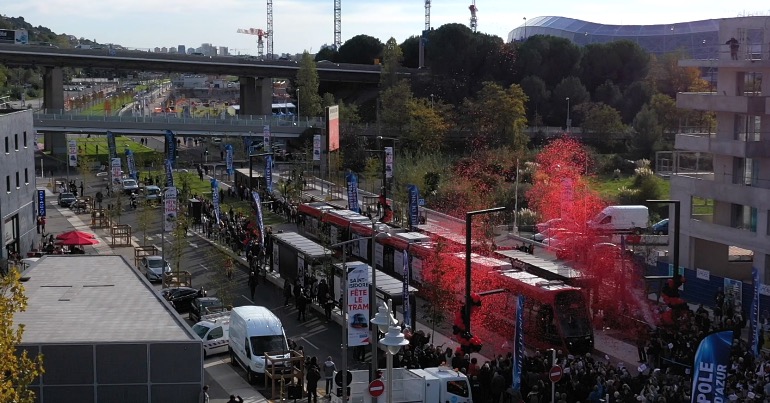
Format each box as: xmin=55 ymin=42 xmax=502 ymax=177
xmin=600 ymin=216 xmax=611 ymax=224
xmin=446 ymin=380 xmax=470 ymax=397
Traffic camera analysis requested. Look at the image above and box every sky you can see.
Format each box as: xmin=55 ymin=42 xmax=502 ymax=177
xmin=5 ymin=1 xmax=770 ymax=55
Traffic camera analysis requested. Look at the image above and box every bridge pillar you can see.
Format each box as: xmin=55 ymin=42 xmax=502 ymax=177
xmin=43 ymin=67 xmax=64 ymax=112
xmin=239 ymin=77 xmax=272 ymax=116
xmin=43 ymin=132 xmax=67 ymax=156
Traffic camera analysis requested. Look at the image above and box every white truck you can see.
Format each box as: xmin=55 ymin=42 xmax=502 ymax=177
xmin=588 ymin=205 xmax=649 ymax=234
xmin=331 ymin=366 xmax=472 ymax=403
xmin=191 ymin=312 xmax=230 ymax=358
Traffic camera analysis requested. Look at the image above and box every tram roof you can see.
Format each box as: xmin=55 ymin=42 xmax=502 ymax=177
xmin=495 ymin=249 xmax=584 ymax=280
xmin=496 ymin=268 xmax=580 ymax=292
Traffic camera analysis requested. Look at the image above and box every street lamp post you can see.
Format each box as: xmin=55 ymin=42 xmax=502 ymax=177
xmin=647 ymin=200 xmax=681 ymax=279
xmin=373 ymin=301 xmax=408 ymax=403
xmin=523 ymin=17 xmax=527 ymax=40
xmin=377 ymin=136 xmax=398 ymax=203
xmin=296 ymin=88 xmax=300 ymax=120
xmin=565 ymin=97 xmax=571 ymax=132
xmin=464 ymin=207 xmax=506 ymax=333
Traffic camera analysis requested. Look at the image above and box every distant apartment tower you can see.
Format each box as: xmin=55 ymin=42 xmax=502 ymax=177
xmin=178 ymin=45 xmax=185 ymax=54
xmin=160 ymin=46 xmax=168 ymax=53
xmin=219 ymin=46 xmax=229 ymax=56
xmin=153 ymin=47 xmax=161 ymax=53
xmin=673 ymin=16 xmax=770 ymax=282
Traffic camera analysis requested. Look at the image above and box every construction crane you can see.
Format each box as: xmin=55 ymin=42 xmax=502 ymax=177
xmin=266 ymin=0 xmax=274 ymax=60
xmin=419 ymin=0 xmax=431 ymax=68
xmin=237 ymin=28 xmax=267 ymax=58
xmin=334 ymin=0 xmax=341 ymax=50
xmin=469 ymin=1 xmax=478 ymax=33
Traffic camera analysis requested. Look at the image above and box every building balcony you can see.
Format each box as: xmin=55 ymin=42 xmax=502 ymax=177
xmin=676 ymin=92 xmax=767 ymax=115
xmin=686 ymin=219 xmax=767 ymax=253
xmin=675 ymin=132 xmax=770 ymax=158
xmin=671 ymin=174 xmax=770 ymax=208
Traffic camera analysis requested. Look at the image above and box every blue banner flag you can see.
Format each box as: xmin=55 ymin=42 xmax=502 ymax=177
xmin=106 ymin=130 xmax=117 ymax=160
xmin=125 ymin=149 xmax=137 ymax=180
xmin=407 ymin=184 xmax=420 ymax=230
xmin=265 ymin=155 xmax=273 ymax=193
xmin=512 ymin=295 xmax=525 ymax=392
xmin=225 ymin=144 xmax=234 ymax=176
xmin=164 ymin=159 xmax=174 ymax=188
xmin=251 ymin=191 xmax=265 ymax=249
xmin=750 ymin=267 xmax=760 ymax=357
xmin=690 ymin=330 xmax=734 ymax=403
xmin=402 ymin=250 xmax=411 ymax=328
xmin=37 ymin=189 xmax=46 ymax=217
xmin=211 ymin=178 xmax=221 ymax=223
xmin=346 ymin=172 xmax=360 ymax=213
xmin=164 ymin=130 xmax=176 ymax=167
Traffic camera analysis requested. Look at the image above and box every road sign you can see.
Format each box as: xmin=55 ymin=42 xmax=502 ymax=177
xmin=549 ymin=365 xmax=563 ymax=383
xmin=418 ymin=198 xmax=425 ymax=206
xmin=335 ymin=370 xmax=353 ymax=387
xmin=368 ymin=379 xmax=385 ymax=397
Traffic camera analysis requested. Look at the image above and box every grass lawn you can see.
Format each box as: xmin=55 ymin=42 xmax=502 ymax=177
xmin=81 ymin=94 xmax=135 ymax=116
xmin=76 ymin=137 xmax=157 ymax=161
xmin=589 ymin=175 xmax=671 ymax=201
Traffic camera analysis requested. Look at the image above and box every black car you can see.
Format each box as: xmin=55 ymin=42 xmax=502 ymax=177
xmin=58 ymin=192 xmax=77 ymax=208
xmin=160 ymin=287 xmax=206 ymax=313
xmin=189 ymin=296 xmax=224 ymax=322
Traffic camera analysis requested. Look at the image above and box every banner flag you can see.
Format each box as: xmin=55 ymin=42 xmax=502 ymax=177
xmin=263 ymin=125 xmax=271 ymax=150
xmin=385 ymin=147 xmax=394 ymax=179
xmin=402 ymin=250 xmax=411 ymax=329
xmin=106 ymin=130 xmax=117 ymax=160
xmin=125 ymin=149 xmax=137 ymax=180
xmin=750 ymin=267 xmax=760 ymax=357
xmin=346 ymin=172 xmax=360 ymax=213
xmin=37 ymin=190 xmax=46 ymax=217
xmin=251 ymin=191 xmax=265 ymax=249
xmin=690 ymin=330 xmax=734 ymax=403
xmin=512 ymin=295 xmax=525 ymax=392
xmin=164 ymin=129 xmax=176 ymax=167
xmin=165 ymin=159 xmax=174 ymax=188
xmin=110 ymin=157 xmax=122 ymax=187
xmin=407 ymin=184 xmax=420 ymax=230
xmin=225 ymin=144 xmax=234 ymax=176
xmin=347 ymin=263 xmax=370 ymax=346
xmin=211 ymin=179 xmax=221 ymax=223
xmin=313 ymin=134 xmax=321 ymax=161
xmin=163 ymin=187 xmax=178 ymax=232
xmin=265 ymin=155 xmax=273 ymax=192
xmin=68 ymin=139 xmax=78 ymax=167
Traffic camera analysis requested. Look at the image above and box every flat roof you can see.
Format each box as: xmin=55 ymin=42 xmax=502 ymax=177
xmin=15 ymin=255 xmax=196 ymax=344
xmin=273 ymin=232 xmax=331 ymax=258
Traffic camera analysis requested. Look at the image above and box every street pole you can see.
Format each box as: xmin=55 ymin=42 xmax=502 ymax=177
xmin=648 ymin=200 xmax=681 ymax=279
xmin=341 ymin=245 xmax=348 ymax=403
xmin=513 ymin=158 xmax=519 ymax=233
xmin=464 ymin=207 xmax=506 ymax=333
xmin=550 ymin=349 xmax=556 ymax=403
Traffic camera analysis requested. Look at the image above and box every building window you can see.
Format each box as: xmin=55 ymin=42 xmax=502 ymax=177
xmin=24 ymin=169 xmax=28 ymax=184
xmin=5 ymin=175 xmax=9 ymax=192
xmin=14 ymin=133 xmax=18 ymax=151
xmin=23 ymin=131 xmax=27 ymax=148
xmin=15 ymin=172 xmax=19 ymax=189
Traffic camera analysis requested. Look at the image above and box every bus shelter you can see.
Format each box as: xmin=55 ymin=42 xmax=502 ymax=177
xmin=271 ymin=232 xmax=332 ymax=286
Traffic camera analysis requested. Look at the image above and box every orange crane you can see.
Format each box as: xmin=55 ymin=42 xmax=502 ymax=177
xmin=237 ymin=28 xmax=267 ymax=58
xmin=469 ymin=0 xmax=478 ymax=33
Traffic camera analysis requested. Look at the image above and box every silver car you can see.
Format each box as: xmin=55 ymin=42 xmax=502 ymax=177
xmin=140 ymin=256 xmax=171 ymax=282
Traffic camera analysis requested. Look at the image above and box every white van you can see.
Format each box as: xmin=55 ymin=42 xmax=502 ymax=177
xmin=227 ymin=306 xmax=289 ymax=384
xmin=588 ymin=205 xmax=649 ymax=234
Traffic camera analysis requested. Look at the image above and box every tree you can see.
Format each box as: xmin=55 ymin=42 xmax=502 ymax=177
xmin=380 ymin=38 xmax=403 ymax=91
xmin=460 ymin=82 xmax=528 ymax=149
xmin=580 ymin=40 xmax=649 ymax=93
xmin=404 ymin=97 xmax=449 ymax=150
xmin=519 ymin=76 xmax=550 ymax=123
xmin=551 ymin=76 xmax=589 ymax=126
xmin=630 ymin=105 xmax=663 ymax=160
xmin=336 ymin=35 xmax=383 ymax=65
xmin=296 ymin=51 xmax=323 ymax=118
xmin=314 ymin=46 xmax=338 ymax=63
xmin=593 ymin=80 xmax=622 ymax=110
xmin=399 ymin=36 xmax=421 ymax=68
xmin=648 ymin=93 xmax=680 ymax=134
xmin=0 ymin=268 xmax=45 ymax=403
xmin=575 ymin=102 xmax=626 ymax=149
xmin=620 ymin=81 xmax=654 ymax=123
xmin=513 ymin=35 xmax=582 ymax=88
xmin=380 ymin=80 xmax=413 ymax=138
xmin=648 ymin=52 xmax=710 ymax=97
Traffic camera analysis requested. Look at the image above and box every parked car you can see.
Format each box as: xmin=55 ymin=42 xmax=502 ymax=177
xmin=160 ymin=287 xmax=206 ymax=313
xmin=122 ymin=178 xmax=139 ymax=195
xmin=189 ymin=296 xmax=225 ymax=322
xmin=533 ymin=227 xmax=568 ymax=242
xmin=651 ymin=218 xmax=669 ymax=235
xmin=144 ymin=185 xmax=161 ymax=202
xmin=140 ymin=255 xmax=171 ymax=283
xmin=57 ymin=192 xmax=77 ymax=207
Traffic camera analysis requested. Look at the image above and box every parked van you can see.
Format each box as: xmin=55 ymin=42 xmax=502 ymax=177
xmin=588 ymin=205 xmax=649 ymax=234
xmin=227 ymin=306 xmax=289 ymax=383
xmin=192 ymin=312 xmax=230 ymax=358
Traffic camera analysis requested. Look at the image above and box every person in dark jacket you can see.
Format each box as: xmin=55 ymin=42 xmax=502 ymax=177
xmin=283 ymin=279 xmax=293 ymax=306
xmin=305 ymin=356 xmax=321 ymax=403
xmin=296 ymin=288 xmax=307 ymax=321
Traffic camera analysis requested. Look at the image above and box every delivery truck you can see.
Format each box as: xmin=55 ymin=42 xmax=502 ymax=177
xmin=330 ymin=366 xmax=472 ymax=403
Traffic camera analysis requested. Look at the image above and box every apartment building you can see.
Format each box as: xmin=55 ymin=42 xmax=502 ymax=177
xmin=674 ymin=17 xmax=770 ymax=282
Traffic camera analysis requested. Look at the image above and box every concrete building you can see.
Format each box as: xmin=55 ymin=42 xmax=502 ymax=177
xmin=177 ymin=44 xmax=185 ymax=54
xmin=15 ymin=255 xmax=203 ymax=403
xmin=0 ymin=110 xmax=36 ymax=262
xmin=673 ymin=16 xmax=770 ymax=282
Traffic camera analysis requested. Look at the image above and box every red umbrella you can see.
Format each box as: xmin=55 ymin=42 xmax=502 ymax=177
xmin=56 ymin=230 xmax=96 ymax=241
xmin=55 ymin=232 xmax=99 ymax=246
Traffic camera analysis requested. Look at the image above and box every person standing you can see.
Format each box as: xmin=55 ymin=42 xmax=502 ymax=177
xmin=248 ymin=270 xmax=258 ymax=300
xmin=40 ymin=216 xmax=46 ymax=235
xmin=283 ymin=278 xmax=293 ymax=306
xmin=296 ymin=288 xmax=307 ymax=321
xmin=79 ymin=181 xmax=84 ymax=196
xmin=199 ymin=385 xmax=210 ymax=403
xmin=323 ymin=292 xmax=334 ymax=322
xmin=306 ymin=356 xmax=321 ymax=403
xmin=36 ymin=216 xmax=42 ymax=234
xmin=323 ymin=356 xmax=337 ymax=396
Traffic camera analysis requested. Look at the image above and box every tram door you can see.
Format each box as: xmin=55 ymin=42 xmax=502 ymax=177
xmin=532 ymin=303 xmax=560 ymax=345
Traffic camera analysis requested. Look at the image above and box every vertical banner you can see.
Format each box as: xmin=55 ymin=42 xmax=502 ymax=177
xmin=407 ymin=184 xmax=420 ymax=230
xmin=110 ymin=157 xmax=122 ymax=187
xmin=263 ymin=125 xmax=271 ymax=150
xmin=37 ymin=190 xmax=46 ymax=217
xmin=346 ymin=172 xmax=360 ymax=213
xmin=68 ymin=139 xmax=78 ymax=167
xmin=512 ymin=295 xmax=525 ymax=392
xmin=347 ymin=263 xmax=370 ymax=346
xmin=164 ymin=129 xmax=176 ymax=167
xmin=690 ymin=330 xmax=734 ymax=403
xmin=750 ymin=267 xmax=760 ymax=357
xmin=251 ymin=191 xmax=265 ymax=249
xmin=125 ymin=149 xmax=137 ymax=180
xmin=211 ymin=179 xmax=221 ymax=223
xmin=164 ymin=159 xmax=174 ymax=188
xmin=313 ymin=134 xmax=321 ymax=161
xmin=225 ymin=144 xmax=234 ymax=176
xmin=265 ymin=155 xmax=273 ymax=193
xmin=298 ymin=254 xmax=305 ymax=287
xmin=163 ymin=187 xmax=178 ymax=232
xmin=326 ymin=105 xmax=340 ymax=152
xmin=106 ymin=130 xmax=117 ymax=160
xmin=384 ymin=146 xmax=394 ymax=179
xmin=402 ymin=250 xmax=411 ymax=329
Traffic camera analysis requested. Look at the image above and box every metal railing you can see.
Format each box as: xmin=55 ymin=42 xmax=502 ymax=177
xmin=33 ymin=110 xmax=325 ymax=128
